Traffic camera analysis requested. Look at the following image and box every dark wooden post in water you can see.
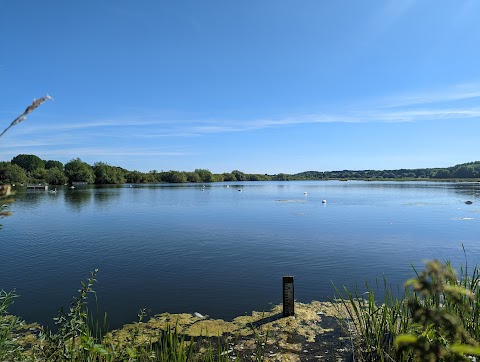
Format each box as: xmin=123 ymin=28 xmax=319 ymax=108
xmin=283 ymin=276 xmax=295 ymax=317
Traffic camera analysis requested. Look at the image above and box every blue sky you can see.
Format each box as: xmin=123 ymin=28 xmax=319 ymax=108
xmin=1 ymin=1 xmax=479 ymax=174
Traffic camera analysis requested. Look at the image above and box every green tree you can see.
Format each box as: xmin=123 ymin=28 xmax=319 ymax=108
xmin=0 ymin=162 xmax=27 ymax=184
xmin=93 ymin=162 xmax=125 ymax=184
xmin=11 ymin=154 xmax=45 ymax=173
xmin=46 ymin=167 xmax=67 ymax=185
xmin=212 ymin=173 xmax=224 ymax=182
xmin=44 ymin=160 xmax=63 ymax=170
xmin=64 ymin=158 xmax=95 ymax=184
xmin=222 ymin=172 xmax=236 ymax=181
xmin=186 ymin=172 xmax=201 ymax=183
xmin=432 ymin=169 xmax=451 ymax=179
xmin=194 ymin=169 xmax=214 ymax=182
xmin=125 ymin=171 xmax=144 ymax=183
xmin=142 ymin=172 xmax=156 ymax=183
xmin=275 ymin=173 xmax=290 ymax=181
xmin=452 ymin=165 xmax=476 ymax=178
xmin=231 ymin=170 xmax=245 ymax=181
xmin=30 ymin=167 xmax=48 ymax=182
xmin=164 ymin=171 xmax=187 ymax=183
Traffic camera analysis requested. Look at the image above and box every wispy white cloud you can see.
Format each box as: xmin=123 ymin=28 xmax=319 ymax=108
xmin=1 ymin=146 xmax=190 ymax=158
xmin=14 ymin=118 xmax=176 ymax=135
xmin=3 ymin=83 xmax=480 ymax=157
xmin=377 ymin=83 xmax=480 ymax=108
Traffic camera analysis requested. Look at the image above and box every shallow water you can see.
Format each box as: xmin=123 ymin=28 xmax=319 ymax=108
xmin=2 ymin=181 xmax=479 ymax=328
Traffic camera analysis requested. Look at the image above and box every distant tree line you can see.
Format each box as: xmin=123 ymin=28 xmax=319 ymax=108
xmin=293 ymin=161 xmax=480 ymax=180
xmin=0 ymin=154 xmax=479 ymax=185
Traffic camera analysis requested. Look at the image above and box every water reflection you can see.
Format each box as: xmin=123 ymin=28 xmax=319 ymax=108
xmin=13 ymin=190 xmax=45 ymax=206
xmin=63 ymin=190 xmax=93 ymax=211
xmin=450 ymin=183 xmax=480 ymax=200
xmin=93 ymin=188 xmax=121 ymax=206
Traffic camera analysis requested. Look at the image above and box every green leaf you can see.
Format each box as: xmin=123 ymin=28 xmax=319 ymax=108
xmin=450 ymin=344 xmax=480 ymax=356
xmin=394 ymin=334 xmax=418 ymax=348
xmin=93 ymin=343 xmax=109 ymax=356
xmin=126 ymin=346 xmax=136 ymax=358
xmin=443 ymin=285 xmax=473 ymax=297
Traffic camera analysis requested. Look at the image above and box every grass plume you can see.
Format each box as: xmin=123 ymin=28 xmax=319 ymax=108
xmin=0 ymin=95 xmax=53 ymax=139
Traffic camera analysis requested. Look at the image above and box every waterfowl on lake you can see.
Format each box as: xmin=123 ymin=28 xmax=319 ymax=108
xmin=322 ymin=199 xmax=327 ymax=204
xmin=48 ymin=188 xmax=57 ymax=194
xmin=465 ymin=200 xmax=473 ymax=205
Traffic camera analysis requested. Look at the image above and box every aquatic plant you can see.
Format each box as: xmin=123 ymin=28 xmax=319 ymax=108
xmin=334 ymin=277 xmax=410 ymax=361
xmin=336 ymin=258 xmax=480 ymax=361
xmin=0 ymin=289 xmax=23 ymax=361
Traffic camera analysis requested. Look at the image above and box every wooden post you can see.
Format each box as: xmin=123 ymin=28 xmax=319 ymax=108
xmin=283 ymin=276 xmax=294 ymax=317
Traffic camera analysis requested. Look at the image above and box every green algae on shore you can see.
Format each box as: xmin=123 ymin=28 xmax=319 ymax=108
xmin=106 ymin=301 xmax=351 ymax=361
xmin=10 ymin=301 xmax=351 ymax=361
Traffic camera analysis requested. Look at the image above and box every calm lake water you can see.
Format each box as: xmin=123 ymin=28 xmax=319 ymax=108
xmin=2 ymin=181 xmax=480 ymax=328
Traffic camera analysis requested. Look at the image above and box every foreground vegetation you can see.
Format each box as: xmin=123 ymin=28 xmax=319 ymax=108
xmin=1 ymin=153 xmax=480 ymax=186
xmin=3 ymin=259 xmax=480 ymax=361
xmin=1 ymin=271 xmax=344 ymax=361
xmin=335 ymin=259 xmax=480 ymax=361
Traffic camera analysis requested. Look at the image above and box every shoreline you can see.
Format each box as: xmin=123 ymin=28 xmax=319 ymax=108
xmin=13 ymin=301 xmax=352 ymax=361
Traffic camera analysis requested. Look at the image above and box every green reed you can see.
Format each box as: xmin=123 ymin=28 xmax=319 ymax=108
xmin=336 ymin=258 xmax=480 ymax=361
xmin=334 ymin=276 xmax=411 ymax=361
xmin=0 ymin=289 xmax=23 ymax=361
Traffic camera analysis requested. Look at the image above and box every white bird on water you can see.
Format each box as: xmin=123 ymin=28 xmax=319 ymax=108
xmin=322 ymin=199 xmax=327 ymax=204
